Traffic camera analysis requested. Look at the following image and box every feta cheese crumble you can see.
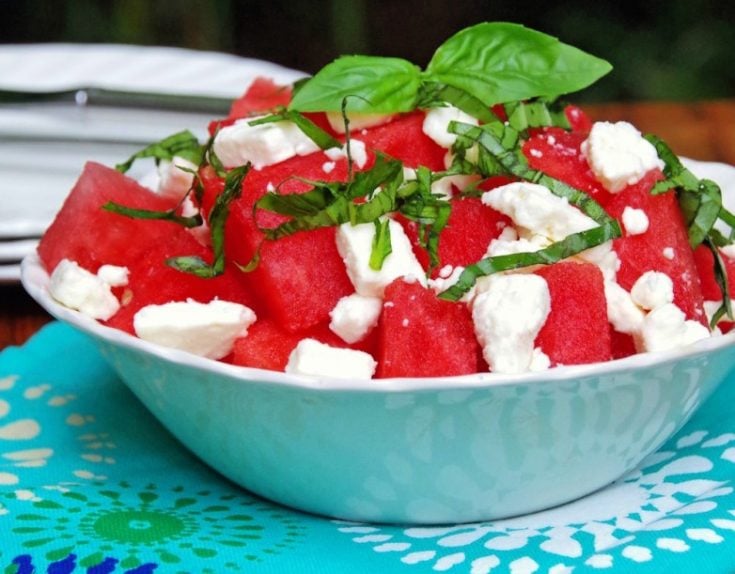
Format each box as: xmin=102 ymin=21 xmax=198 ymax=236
xmin=336 ymin=218 xmax=426 ymax=297
xmin=157 ymin=156 xmax=197 ymax=200
xmin=630 ymin=271 xmax=674 ymax=310
xmin=324 ymin=139 xmax=368 ymax=169
xmin=213 ymin=116 xmax=319 ymax=169
xmin=482 ymin=182 xmax=598 ymax=241
xmin=640 ymin=304 xmax=710 ymax=352
xmin=622 ymin=206 xmax=650 ymax=236
xmin=49 ymin=259 xmax=126 ymax=320
xmin=133 ymin=299 xmax=256 ymax=360
xmin=286 ymin=338 xmax=377 ymax=379
xmin=471 ymin=274 xmax=551 ymax=374
xmin=581 ymin=121 xmax=664 ymax=193
xmin=329 ymin=293 xmax=382 ymax=343
xmin=422 ymin=105 xmax=479 ymax=148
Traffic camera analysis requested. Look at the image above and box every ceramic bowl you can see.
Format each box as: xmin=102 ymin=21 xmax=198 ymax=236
xmin=21 ymin=252 xmax=735 ymax=525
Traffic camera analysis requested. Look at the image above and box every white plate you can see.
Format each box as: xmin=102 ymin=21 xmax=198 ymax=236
xmin=0 ymin=43 xmax=305 ymax=247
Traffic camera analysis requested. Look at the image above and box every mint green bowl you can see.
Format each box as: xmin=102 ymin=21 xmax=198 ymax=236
xmin=21 ymin=252 xmax=735 ymax=524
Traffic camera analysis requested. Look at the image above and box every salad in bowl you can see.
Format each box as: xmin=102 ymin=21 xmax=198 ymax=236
xmin=21 ymin=22 xmax=735 ymax=523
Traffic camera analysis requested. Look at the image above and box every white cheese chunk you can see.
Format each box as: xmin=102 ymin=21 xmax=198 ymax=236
xmin=329 ymin=293 xmax=383 ymax=344
xmin=604 ymin=281 xmax=645 ymax=334
xmin=285 ymin=338 xmax=377 ymax=379
xmin=96 ymin=264 xmax=129 ymax=287
xmin=662 ymin=247 xmax=675 ymax=260
xmin=324 ymin=139 xmax=368 ymax=169
xmin=630 ymin=271 xmax=674 ymax=311
xmin=49 ymin=259 xmax=122 ymax=321
xmin=336 ymin=218 xmax=426 ymax=297
xmin=640 ymin=303 xmax=710 ymax=352
xmin=720 ymin=245 xmax=735 ymax=260
xmin=422 ymin=105 xmax=479 ymax=148
xmin=471 ymin=274 xmax=551 ymax=374
xmin=622 ymin=206 xmax=650 ymax=235
xmin=133 ymin=299 xmax=256 ymax=360
xmin=482 ymin=181 xmax=598 ymax=241
xmin=581 ymin=121 xmax=664 ymax=193
xmin=212 ymin=116 xmax=319 ymax=169
xmin=325 ymin=111 xmax=394 ymax=134
xmin=157 ymin=156 xmax=197 ymax=200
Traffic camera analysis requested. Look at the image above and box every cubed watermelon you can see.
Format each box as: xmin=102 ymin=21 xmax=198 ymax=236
xmin=38 ymin=162 xmax=181 ymax=274
xmin=401 ymin=196 xmax=510 ymax=275
xmin=605 ymin=174 xmax=707 ymax=324
xmin=376 ymin=279 xmax=481 ymax=377
xmin=535 ymin=262 xmax=612 ymax=366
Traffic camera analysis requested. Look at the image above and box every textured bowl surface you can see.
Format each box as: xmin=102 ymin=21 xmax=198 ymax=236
xmin=20 ymin=253 xmax=735 ymax=524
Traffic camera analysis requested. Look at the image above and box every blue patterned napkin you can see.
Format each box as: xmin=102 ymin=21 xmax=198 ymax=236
xmin=1 ymin=322 xmax=734 ymax=573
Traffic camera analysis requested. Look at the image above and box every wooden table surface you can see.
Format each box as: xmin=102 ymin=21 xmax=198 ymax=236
xmin=2 ymin=99 xmax=734 ymax=350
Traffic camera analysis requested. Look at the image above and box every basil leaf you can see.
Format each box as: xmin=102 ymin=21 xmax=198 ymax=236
xmin=425 ymin=22 xmax=612 ymax=106
xmin=167 ymin=164 xmax=250 ymax=278
xmin=288 ymin=55 xmax=422 ymax=113
xmin=369 ymin=219 xmax=393 ymax=270
xmin=645 ymin=134 xmax=726 ymax=248
xmin=706 ymin=238 xmax=733 ymax=328
xmin=439 ymin=222 xmax=618 ymax=301
xmin=450 ymin=121 xmax=619 ymax=230
xmin=417 ymin=82 xmax=499 ymax=123
xmin=503 ymin=99 xmax=571 ymax=132
xmin=102 ymin=201 xmax=202 ymax=228
xmin=115 ymin=130 xmax=203 ymax=173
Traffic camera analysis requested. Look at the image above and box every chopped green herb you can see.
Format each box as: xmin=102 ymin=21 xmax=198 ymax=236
xmin=289 ymin=22 xmax=611 ymax=114
xmin=167 ymin=164 xmax=250 ymax=278
xmin=115 ymin=130 xmax=203 ymax=174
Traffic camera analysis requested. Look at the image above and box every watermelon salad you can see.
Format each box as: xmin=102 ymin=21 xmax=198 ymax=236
xmin=37 ymin=23 xmax=735 ymax=379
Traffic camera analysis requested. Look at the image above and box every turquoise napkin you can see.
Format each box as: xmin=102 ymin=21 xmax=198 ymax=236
xmin=1 ymin=322 xmax=734 ymax=573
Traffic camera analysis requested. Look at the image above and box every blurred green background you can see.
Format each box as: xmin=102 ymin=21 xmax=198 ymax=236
xmin=1 ymin=0 xmax=732 ymax=102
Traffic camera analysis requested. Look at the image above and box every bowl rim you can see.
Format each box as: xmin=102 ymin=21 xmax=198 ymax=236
xmin=21 ymin=251 xmax=735 ymax=393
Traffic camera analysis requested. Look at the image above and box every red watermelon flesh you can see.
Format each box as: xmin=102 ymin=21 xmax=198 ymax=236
xmin=535 ymin=262 xmax=612 ymax=366
xmin=201 ymin=151 xmax=355 ymax=333
xmin=232 ymin=318 xmax=377 ymax=372
xmin=605 ymin=174 xmax=707 ymax=324
xmin=104 ymin=233 xmax=259 ymax=335
xmin=401 ymin=196 xmax=510 ymax=275
xmin=38 ymin=162 xmax=181 ymax=274
xmin=693 ymin=244 xmax=735 ymax=301
xmin=523 ymin=127 xmax=613 ymax=206
xmin=229 ymin=78 xmax=292 ymax=119
xmin=376 ymin=279 xmax=481 ymax=377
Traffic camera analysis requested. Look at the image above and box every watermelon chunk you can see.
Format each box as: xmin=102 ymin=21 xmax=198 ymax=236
xmin=523 ymin=127 xmax=612 ymax=206
xmin=402 ymin=196 xmax=510 ymax=275
xmin=376 ymin=280 xmax=481 ymax=377
xmin=38 ymin=162 xmax=181 ymax=274
xmin=605 ymin=174 xmax=707 ymax=324
xmin=535 ymin=262 xmax=612 ymax=366
xmin=105 ymin=233 xmax=258 ymax=335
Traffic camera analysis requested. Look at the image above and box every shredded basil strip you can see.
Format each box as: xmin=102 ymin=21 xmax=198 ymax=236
xmin=417 ymin=82 xmax=499 ymax=123
xmin=166 ymin=164 xmax=250 ymax=278
xmin=645 ymin=134 xmax=727 ymax=249
xmin=706 ymin=238 xmax=734 ymax=327
xmin=370 ymin=219 xmax=393 ymax=270
xmin=450 ymin=121 xmax=619 ymax=228
xmin=503 ymin=99 xmax=571 ymax=132
xmin=439 ymin=223 xmax=618 ymax=301
xmin=115 ymin=130 xmax=203 ymax=173
xmin=256 ymin=155 xmax=404 ymax=241
xmin=248 ymin=109 xmax=341 ymax=150
xmin=102 ymin=201 xmax=202 ymax=228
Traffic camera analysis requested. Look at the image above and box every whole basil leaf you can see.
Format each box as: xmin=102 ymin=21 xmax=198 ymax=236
xmin=288 ymin=56 xmax=421 ymax=113
xmin=289 ymin=55 xmax=422 ymax=113
xmin=425 ymin=22 xmax=612 ymax=105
